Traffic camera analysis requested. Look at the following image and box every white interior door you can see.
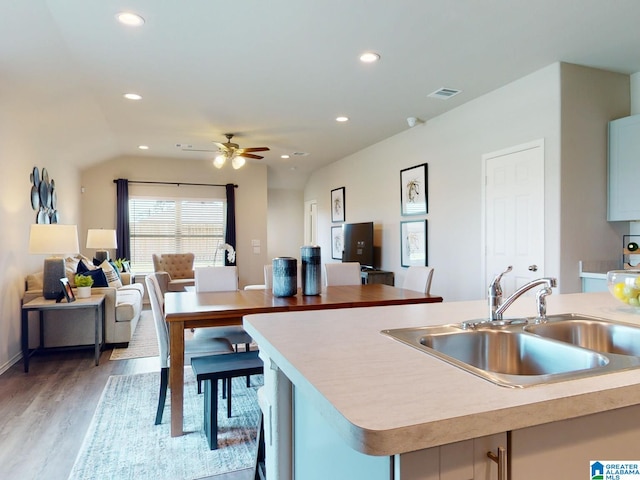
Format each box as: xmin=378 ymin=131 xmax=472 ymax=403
xmin=483 ymin=140 xmax=544 ymax=297
xmin=304 ymin=200 xmax=317 ymax=245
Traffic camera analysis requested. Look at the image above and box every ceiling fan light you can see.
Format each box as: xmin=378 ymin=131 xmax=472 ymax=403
xmin=213 ymin=155 xmax=226 ymax=168
xmin=232 ymin=156 xmax=246 ymax=169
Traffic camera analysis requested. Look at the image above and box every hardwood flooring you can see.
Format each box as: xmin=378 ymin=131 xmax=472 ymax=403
xmin=0 ymin=348 xmax=254 ymax=480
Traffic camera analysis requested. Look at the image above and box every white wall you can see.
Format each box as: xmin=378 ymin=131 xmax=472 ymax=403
xmin=0 ymin=116 xmax=82 ymax=373
xmin=305 ymin=63 xmax=628 ymax=302
xmin=80 ymin=156 xmax=270 ymax=287
xmin=267 ymin=189 xmax=305 ymax=261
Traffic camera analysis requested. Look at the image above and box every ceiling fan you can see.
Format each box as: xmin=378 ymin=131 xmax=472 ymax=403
xmin=181 ymin=133 xmax=270 ymax=169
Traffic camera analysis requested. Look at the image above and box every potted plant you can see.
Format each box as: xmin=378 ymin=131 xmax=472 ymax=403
xmin=74 ymin=274 xmax=94 ymax=298
xmin=113 ymin=258 xmax=129 ymax=272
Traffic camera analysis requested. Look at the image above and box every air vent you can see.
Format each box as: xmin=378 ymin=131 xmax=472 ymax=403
xmin=428 ymin=87 xmax=461 ymax=100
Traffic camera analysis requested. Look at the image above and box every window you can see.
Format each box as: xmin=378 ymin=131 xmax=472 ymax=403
xmin=129 ymin=197 xmax=226 ymax=272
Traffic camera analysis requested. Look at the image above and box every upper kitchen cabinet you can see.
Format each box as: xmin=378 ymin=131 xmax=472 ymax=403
xmin=608 ymin=115 xmax=640 ymax=221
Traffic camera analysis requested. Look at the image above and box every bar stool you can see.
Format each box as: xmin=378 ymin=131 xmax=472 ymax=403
xmin=191 ymin=350 xmax=264 ymax=450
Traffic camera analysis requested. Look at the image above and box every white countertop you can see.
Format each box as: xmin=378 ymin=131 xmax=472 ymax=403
xmin=243 ymin=292 xmax=640 ymax=456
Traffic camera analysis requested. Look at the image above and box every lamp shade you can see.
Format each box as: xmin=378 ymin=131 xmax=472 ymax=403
xmin=86 ymin=229 xmax=117 ymax=249
xmin=29 ymin=224 xmax=79 ymax=255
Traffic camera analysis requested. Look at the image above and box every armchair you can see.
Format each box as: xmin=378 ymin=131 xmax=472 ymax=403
xmin=152 ymin=253 xmax=195 ymax=292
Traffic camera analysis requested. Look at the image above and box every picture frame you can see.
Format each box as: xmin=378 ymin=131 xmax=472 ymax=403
xmin=331 ymin=225 xmax=344 ymax=260
xmin=400 ymin=163 xmax=428 ymax=215
xmin=331 ymin=187 xmax=345 ymax=223
xmin=59 ymin=277 xmax=76 ymax=303
xmin=401 ymin=220 xmax=428 ymax=267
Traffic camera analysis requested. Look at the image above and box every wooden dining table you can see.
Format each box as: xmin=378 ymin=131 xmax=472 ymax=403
xmin=164 ymin=283 xmax=443 ymax=436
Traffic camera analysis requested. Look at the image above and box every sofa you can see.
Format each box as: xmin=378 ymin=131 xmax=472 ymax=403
xmin=152 ymin=253 xmax=196 ymax=292
xmin=24 ymin=256 xmax=144 ymax=347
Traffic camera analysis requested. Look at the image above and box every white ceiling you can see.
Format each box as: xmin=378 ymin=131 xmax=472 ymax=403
xmin=4 ymin=1 xmax=640 ymax=188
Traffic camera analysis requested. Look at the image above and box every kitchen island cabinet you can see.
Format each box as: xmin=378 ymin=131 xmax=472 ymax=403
xmin=244 ymin=293 xmax=640 ymax=479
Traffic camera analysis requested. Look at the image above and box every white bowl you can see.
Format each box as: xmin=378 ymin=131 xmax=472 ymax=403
xmin=607 ymin=270 xmax=640 ymax=307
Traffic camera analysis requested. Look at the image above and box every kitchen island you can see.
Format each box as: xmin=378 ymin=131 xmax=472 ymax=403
xmin=243 ymin=292 xmax=640 ymax=479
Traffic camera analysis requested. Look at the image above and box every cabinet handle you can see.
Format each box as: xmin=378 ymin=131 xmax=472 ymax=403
xmin=487 ymin=447 xmax=507 ymax=480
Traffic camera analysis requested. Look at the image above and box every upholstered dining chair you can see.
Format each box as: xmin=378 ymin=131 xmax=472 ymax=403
xmin=193 ymin=266 xmax=254 ymax=349
xmin=323 ymin=262 xmax=362 ymax=286
xmin=146 ymin=272 xmax=234 ymax=425
xmin=403 ymin=266 xmax=435 ymax=294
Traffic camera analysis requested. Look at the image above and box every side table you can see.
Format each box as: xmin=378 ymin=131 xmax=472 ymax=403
xmin=21 ymin=294 xmax=106 ymax=372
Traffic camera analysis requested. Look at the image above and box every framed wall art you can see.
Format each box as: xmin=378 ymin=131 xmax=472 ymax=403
xmin=400 ymin=163 xmax=428 ymax=215
xmin=331 ymin=187 xmax=345 ymax=223
xmin=331 ymin=225 xmax=344 ymax=260
xmin=401 ymin=220 xmax=428 ymax=267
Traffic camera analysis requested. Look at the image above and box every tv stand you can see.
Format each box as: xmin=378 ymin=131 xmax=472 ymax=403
xmin=360 ymin=269 xmax=394 ymax=286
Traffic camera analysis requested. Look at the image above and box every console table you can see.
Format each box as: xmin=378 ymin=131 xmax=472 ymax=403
xmin=361 ymin=269 xmax=394 ymax=286
xmin=21 ymin=294 xmax=106 ymax=372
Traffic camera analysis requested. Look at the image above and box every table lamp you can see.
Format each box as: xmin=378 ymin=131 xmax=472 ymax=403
xmin=86 ymin=229 xmax=117 ymax=262
xmin=29 ymin=224 xmax=80 ymax=299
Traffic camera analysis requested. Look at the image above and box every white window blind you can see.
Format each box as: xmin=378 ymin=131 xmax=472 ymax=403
xmin=129 ymin=197 xmax=226 ymax=272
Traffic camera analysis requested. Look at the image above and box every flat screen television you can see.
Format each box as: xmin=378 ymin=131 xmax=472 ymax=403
xmin=342 ymin=222 xmax=375 ymax=269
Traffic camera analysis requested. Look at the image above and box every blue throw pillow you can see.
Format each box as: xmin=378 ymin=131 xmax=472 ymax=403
xmin=76 ymin=262 xmax=109 ymax=287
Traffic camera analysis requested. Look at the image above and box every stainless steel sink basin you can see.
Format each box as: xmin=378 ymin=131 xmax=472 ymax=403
xmin=421 ymin=329 xmax=607 ymax=375
xmin=524 ymin=314 xmax=640 ymax=356
xmin=382 ymin=315 xmax=640 ymax=388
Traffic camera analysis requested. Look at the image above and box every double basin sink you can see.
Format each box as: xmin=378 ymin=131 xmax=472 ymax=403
xmin=382 ymin=314 xmax=640 ymax=387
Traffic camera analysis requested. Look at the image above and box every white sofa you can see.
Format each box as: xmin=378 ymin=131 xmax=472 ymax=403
xmin=24 ymin=261 xmax=144 ymax=347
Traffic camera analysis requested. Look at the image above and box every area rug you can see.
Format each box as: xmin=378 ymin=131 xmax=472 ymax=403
xmin=110 ymin=310 xmax=159 ymax=360
xmin=68 ymin=370 xmax=262 ymax=480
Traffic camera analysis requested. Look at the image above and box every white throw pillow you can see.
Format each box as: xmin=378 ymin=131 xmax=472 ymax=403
xmin=100 ymin=260 xmax=123 ymax=288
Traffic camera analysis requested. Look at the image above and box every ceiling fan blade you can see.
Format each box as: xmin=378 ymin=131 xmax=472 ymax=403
xmin=239 ymin=153 xmax=264 ymax=160
xmin=213 ymin=142 xmax=231 ymax=150
xmin=239 ymin=147 xmax=270 ymax=153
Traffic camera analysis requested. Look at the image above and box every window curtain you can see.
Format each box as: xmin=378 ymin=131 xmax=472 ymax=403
xmin=225 ymin=183 xmax=236 ymax=266
xmin=115 ymin=178 xmax=131 ymax=260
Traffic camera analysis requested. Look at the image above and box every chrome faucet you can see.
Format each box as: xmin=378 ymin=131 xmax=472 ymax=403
xmin=488 ymin=266 xmax=557 ymax=321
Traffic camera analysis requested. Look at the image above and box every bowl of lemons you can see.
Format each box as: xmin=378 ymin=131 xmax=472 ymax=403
xmin=607 ymin=270 xmax=640 ymax=307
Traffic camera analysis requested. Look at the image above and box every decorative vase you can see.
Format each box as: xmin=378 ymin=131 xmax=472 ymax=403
xmin=272 ymin=257 xmax=297 ymax=297
xmin=301 ymin=245 xmax=321 ymax=295
xmin=76 ymin=286 xmax=91 ymax=299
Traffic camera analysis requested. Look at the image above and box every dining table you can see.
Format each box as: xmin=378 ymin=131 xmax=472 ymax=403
xmin=163 ymin=283 xmax=443 ymax=436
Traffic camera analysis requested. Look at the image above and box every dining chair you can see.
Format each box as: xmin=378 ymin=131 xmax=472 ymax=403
xmin=403 ymin=266 xmax=435 ymax=294
xmin=146 ymin=272 xmax=234 ymax=425
xmin=193 ymin=266 xmax=254 ymax=349
xmin=323 ymin=262 xmax=362 ymax=286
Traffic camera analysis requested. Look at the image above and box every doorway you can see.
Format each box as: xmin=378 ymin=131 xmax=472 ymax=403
xmin=483 ymin=139 xmax=545 ymax=297
xmin=304 ymin=200 xmax=317 ymax=246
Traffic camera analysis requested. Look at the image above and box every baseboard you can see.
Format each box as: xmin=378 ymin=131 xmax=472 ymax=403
xmin=0 ymin=351 xmax=23 ymax=376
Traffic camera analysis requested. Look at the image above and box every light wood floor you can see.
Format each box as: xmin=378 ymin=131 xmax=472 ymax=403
xmin=0 ymin=347 xmax=254 ymax=480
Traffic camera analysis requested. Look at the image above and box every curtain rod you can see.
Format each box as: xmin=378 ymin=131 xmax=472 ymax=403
xmin=113 ymin=180 xmax=237 ymax=188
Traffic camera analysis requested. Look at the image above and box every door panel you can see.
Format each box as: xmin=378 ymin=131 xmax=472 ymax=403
xmin=484 ymin=140 xmax=544 ymax=297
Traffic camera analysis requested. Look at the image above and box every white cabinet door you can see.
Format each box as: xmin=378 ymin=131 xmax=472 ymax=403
xmin=395 ymin=433 xmax=506 ymax=480
xmin=608 ymin=115 xmax=640 ymax=221
xmin=511 ymin=404 xmax=640 ymax=479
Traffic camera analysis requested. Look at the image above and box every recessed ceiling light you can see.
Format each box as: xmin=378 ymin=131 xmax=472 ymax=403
xmin=336 ymin=116 xmax=349 ymax=122
xmin=124 ymin=93 xmax=142 ymax=100
xmin=359 ymin=52 xmax=380 ymax=63
xmin=281 ymin=154 xmax=290 ymax=159
xmin=116 ymin=12 xmax=145 ymax=26
xmin=138 ymin=145 xmax=149 ymax=150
